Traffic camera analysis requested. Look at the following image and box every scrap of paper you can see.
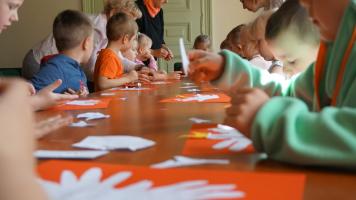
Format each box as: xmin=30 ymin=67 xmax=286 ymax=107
xmin=186 ymin=88 xmax=201 ymax=92
xmin=160 ymin=93 xmax=231 ymax=103
xmin=100 ymin=93 xmax=116 ymax=96
xmin=179 ymin=38 xmax=190 ymax=75
xmin=38 ymin=160 xmax=306 ymax=200
xmin=182 ymin=124 xmax=255 ymax=156
xmin=72 ymin=135 xmax=156 ymax=151
xmin=151 ymin=155 xmax=229 ymax=169
xmin=34 ymin=150 xmax=108 ymax=159
xmin=189 ymin=117 xmax=212 ymax=124
xmin=180 ymin=85 xmax=199 ymax=89
xmin=76 ymin=112 xmax=110 ymax=121
xmin=65 ymin=100 xmax=100 ymax=106
xmin=69 ymin=121 xmax=96 ymax=128
xmin=150 ymin=81 xmax=172 ymax=85
xmin=49 ymin=99 xmax=111 ymax=111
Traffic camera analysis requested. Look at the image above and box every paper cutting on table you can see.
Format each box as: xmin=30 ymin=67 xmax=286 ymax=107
xmin=182 ymin=124 xmax=255 ymax=156
xmin=37 ymin=160 xmax=305 ymax=200
xmin=49 ymin=99 xmax=111 ymax=111
xmin=160 ymin=93 xmax=231 ymax=103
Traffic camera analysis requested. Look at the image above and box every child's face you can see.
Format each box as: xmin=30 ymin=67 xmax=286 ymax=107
xmin=239 ymin=0 xmax=265 ymax=12
xmin=268 ymin=28 xmax=319 ymax=76
xmin=121 ymin=34 xmax=137 ymax=51
xmin=137 ymin=42 xmax=152 ymax=60
xmin=0 ymin=0 xmax=23 ymax=33
xmin=83 ymin=33 xmax=94 ymax=64
xmin=299 ymin=0 xmax=348 ymax=41
xmin=122 ymin=48 xmax=138 ymax=61
xmin=238 ymin=28 xmax=259 ymax=59
xmin=194 ymin=42 xmax=210 ymax=51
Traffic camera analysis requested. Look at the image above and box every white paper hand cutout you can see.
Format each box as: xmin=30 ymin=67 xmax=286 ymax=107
xmin=40 ymin=168 xmax=245 ymax=200
xmin=208 ymin=125 xmax=252 ymax=152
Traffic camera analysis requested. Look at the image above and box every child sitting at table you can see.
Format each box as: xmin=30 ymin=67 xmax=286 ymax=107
xmin=188 ymin=0 xmax=356 ymax=167
xmin=31 ymin=10 xmax=92 ymax=96
xmin=94 ymin=12 xmax=139 ymax=91
xmin=265 ymin=0 xmax=320 ymax=78
xmin=193 ymin=35 xmax=211 ymax=51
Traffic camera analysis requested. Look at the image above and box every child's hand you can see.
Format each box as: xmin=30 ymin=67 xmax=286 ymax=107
xmin=162 ymin=45 xmax=174 ymax=60
xmin=127 ymin=70 xmax=139 ymax=82
xmin=35 ymin=115 xmax=73 ymax=139
xmin=167 ymin=71 xmax=182 ymax=80
xmin=0 ymin=78 xmax=35 ymax=166
xmin=138 ymin=72 xmax=151 ymax=83
xmin=188 ymin=50 xmax=225 ymax=83
xmin=31 ymin=79 xmax=79 ymax=111
xmin=66 ymin=88 xmax=88 ymax=97
xmin=224 ymin=88 xmax=270 ymax=137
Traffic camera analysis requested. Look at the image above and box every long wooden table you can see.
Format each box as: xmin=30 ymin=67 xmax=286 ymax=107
xmin=36 ymin=80 xmax=356 ymax=200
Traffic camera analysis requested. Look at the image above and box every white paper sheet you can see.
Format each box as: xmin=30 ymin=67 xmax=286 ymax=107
xmin=179 ymin=38 xmax=190 ymax=75
xmin=150 ymin=81 xmax=169 ymax=85
xmin=189 ymin=117 xmax=212 ymax=124
xmin=100 ymin=93 xmax=116 ymax=96
xmin=187 ymin=88 xmax=201 ymax=92
xmin=69 ymin=121 xmax=96 ymax=127
xmin=151 ymin=156 xmax=229 ymax=169
xmin=180 ymin=85 xmax=199 ymax=89
xmin=176 ymin=94 xmax=219 ymax=102
xmin=34 ymin=150 xmax=108 ymax=159
xmin=72 ymin=136 xmax=156 ymax=151
xmin=76 ymin=112 xmax=110 ymax=121
xmin=117 ymin=88 xmax=150 ymax=91
xmin=65 ymin=100 xmax=100 ymax=106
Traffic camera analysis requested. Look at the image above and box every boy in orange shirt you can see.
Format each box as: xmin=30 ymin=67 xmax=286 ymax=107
xmin=94 ymin=12 xmax=139 ymax=91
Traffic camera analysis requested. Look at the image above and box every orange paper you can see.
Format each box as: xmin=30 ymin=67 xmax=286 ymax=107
xmin=182 ymin=124 xmax=255 ymax=156
xmin=49 ymin=98 xmax=112 ymax=111
xmin=37 ymin=160 xmax=305 ymax=200
xmin=160 ymin=93 xmax=231 ymax=103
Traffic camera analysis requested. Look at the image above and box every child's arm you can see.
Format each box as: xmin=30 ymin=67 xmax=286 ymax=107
xmin=189 ymin=50 xmax=314 ymax=107
xmin=227 ymin=65 xmax=356 ymax=167
xmin=97 ymin=70 xmax=138 ymax=91
xmin=0 ymin=78 xmax=48 ymax=200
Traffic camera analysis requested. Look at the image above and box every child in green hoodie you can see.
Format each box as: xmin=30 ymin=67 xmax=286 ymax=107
xmin=188 ymin=0 xmax=356 ymax=167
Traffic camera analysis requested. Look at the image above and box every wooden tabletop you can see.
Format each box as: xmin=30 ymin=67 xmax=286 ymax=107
xmin=36 ymin=80 xmax=356 ymax=200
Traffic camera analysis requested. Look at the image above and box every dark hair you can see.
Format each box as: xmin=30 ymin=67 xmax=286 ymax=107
xmin=193 ymin=34 xmax=211 ymax=48
xmin=53 ymin=10 xmax=93 ymax=52
xmin=106 ymin=12 xmax=138 ymax=41
xmin=265 ymin=0 xmax=319 ymax=45
xmin=227 ymin=24 xmax=246 ymax=46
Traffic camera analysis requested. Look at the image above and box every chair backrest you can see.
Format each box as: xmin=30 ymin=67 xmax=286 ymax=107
xmin=0 ymin=68 xmax=22 ymax=77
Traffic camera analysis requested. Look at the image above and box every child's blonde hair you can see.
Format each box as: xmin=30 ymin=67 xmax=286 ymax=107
xmin=137 ymin=33 xmax=152 ymax=48
xmin=104 ymin=0 xmax=142 ymax=19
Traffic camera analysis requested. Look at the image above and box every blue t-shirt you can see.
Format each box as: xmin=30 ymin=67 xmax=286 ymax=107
xmin=31 ymin=54 xmax=87 ymax=93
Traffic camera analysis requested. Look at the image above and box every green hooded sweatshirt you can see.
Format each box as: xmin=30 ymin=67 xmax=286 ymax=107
xmin=213 ymin=0 xmax=356 ymax=167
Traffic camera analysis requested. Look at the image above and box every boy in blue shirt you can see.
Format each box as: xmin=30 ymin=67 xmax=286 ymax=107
xmin=31 ymin=10 xmax=93 ymax=95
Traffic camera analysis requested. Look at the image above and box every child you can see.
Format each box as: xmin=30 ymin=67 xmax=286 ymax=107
xmin=31 ymin=10 xmax=92 ymax=96
xmin=22 ymin=0 xmax=142 ymax=81
xmin=224 ymin=24 xmax=246 ymax=56
xmin=240 ymin=0 xmax=285 ymax=12
xmin=136 ymin=33 xmax=158 ymax=70
xmin=193 ymin=35 xmax=211 ymax=51
xmin=188 ymin=0 xmax=356 ymax=167
xmin=236 ymin=21 xmax=274 ymax=71
xmin=94 ymin=12 xmax=139 ymax=91
xmin=265 ymin=0 xmax=320 ymax=78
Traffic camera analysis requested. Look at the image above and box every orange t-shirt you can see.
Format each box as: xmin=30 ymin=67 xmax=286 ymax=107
xmin=94 ymin=48 xmax=124 ymax=90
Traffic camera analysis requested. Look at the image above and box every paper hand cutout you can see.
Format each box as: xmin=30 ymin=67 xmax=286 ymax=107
xmin=208 ymin=125 xmax=252 ymax=152
xmin=151 ymin=155 xmax=229 ymax=169
xmin=40 ymin=167 xmax=245 ymax=200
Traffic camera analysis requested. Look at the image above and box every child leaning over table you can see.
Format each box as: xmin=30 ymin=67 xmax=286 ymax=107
xmin=188 ymin=0 xmax=356 ymax=167
xmin=31 ymin=10 xmax=92 ymax=96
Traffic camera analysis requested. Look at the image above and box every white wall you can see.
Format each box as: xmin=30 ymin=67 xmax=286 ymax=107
xmin=211 ymin=0 xmax=260 ymax=51
xmin=0 ymin=0 xmax=82 ymax=68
